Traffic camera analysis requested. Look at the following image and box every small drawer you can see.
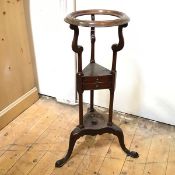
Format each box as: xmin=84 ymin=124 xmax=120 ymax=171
xmin=83 ymin=75 xmax=112 ymax=84
xmin=83 ymin=81 xmax=112 ymax=90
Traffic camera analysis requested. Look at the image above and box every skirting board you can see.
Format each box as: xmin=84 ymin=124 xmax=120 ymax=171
xmin=0 ymin=87 xmax=39 ymax=130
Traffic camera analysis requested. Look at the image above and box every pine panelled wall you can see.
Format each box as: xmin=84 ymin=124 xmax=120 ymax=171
xmin=0 ymin=0 xmax=38 ymax=130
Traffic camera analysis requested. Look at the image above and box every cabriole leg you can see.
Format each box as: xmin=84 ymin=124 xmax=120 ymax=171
xmin=55 ymin=128 xmax=81 ymax=167
xmin=111 ymin=125 xmax=139 ymax=158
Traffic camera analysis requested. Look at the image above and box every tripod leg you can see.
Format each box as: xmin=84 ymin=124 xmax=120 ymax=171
xmin=55 ymin=128 xmax=81 ymax=167
xmin=111 ymin=125 xmax=139 ymax=158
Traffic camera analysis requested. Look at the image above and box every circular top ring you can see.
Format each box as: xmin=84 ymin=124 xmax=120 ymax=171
xmin=64 ymin=9 xmax=130 ymax=27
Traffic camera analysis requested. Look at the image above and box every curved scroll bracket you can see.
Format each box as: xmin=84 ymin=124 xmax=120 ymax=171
xmin=112 ymin=23 xmax=128 ymax=52
xmin=70 ymin=24 xmax=83 ymax=73
xmin=70 ymin=24 xmax=83 ymax=53
xmin=111 ymin=23 xmax=128 ymax=72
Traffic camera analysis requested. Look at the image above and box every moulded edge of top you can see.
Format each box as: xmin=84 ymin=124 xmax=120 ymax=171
xmin=64 ymin=9 xmax=130 ymax=27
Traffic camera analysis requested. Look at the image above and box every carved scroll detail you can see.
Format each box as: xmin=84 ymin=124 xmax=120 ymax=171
xmin=112 ymin=23 xmax=128 ymax=52
xmin=70 ymin=25 xmax=83 ymax=53
xmin=70 ymin=24 xmax=83 ymax=73
xmin=111 ymin=24 xmax=128 ymax=71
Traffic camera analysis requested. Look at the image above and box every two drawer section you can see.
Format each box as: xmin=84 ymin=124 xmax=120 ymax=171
xmin=82 ymin=75 xmax=112 ymax=90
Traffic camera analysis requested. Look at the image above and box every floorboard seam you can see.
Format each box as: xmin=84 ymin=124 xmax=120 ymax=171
xmin=4 ymin=115 xmax=58 ymax=175
xmin=119 ymin=118 xmax=139 ymax=175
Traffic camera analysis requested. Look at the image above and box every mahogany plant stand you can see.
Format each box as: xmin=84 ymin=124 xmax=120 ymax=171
xmin=55 ymin=9 xmax=139 ymax=167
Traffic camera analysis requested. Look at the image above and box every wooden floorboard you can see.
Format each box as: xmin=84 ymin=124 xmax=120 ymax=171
xmin=0 ymin=96 xmax=174 ymax=175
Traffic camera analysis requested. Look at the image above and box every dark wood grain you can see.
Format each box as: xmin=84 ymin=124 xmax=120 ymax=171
xmin=90 ymin=14 xmax=95 ymax=112
xmin=90 ymin=14 xmax=95 ymax=63
xmin=70 ymin=25 xmax=83 ymax=73
xmin=55 ymin=110 xmax=139 ymax=167
xmin=56 ymin=9 xmax=138 ymax=168
xmin=70 ymin=24 xmax=84 ymax=127
xmin=65 ymin=9 xmax=130 ymax=27
xmin=111 ymin=24 xmax=128 ymax=72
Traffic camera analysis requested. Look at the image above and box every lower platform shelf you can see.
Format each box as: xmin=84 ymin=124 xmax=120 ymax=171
xmin=55 ymin=108 xmax=139 ymax=167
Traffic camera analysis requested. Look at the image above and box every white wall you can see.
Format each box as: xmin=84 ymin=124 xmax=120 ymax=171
xmin=30 ymin=0 xmax=175 ymax=125
xmin=76 ymin=0 xmax=175 ymax=125
xmin=30 ymin=0 xmax=76 ymax=104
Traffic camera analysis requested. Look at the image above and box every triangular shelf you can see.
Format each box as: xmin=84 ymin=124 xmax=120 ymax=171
xmin=83 ymin=63 xmax=111 ymax=77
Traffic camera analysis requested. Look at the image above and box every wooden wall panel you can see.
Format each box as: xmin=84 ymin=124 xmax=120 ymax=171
xmin=0 ymin=0 xmax=39 ymax=129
